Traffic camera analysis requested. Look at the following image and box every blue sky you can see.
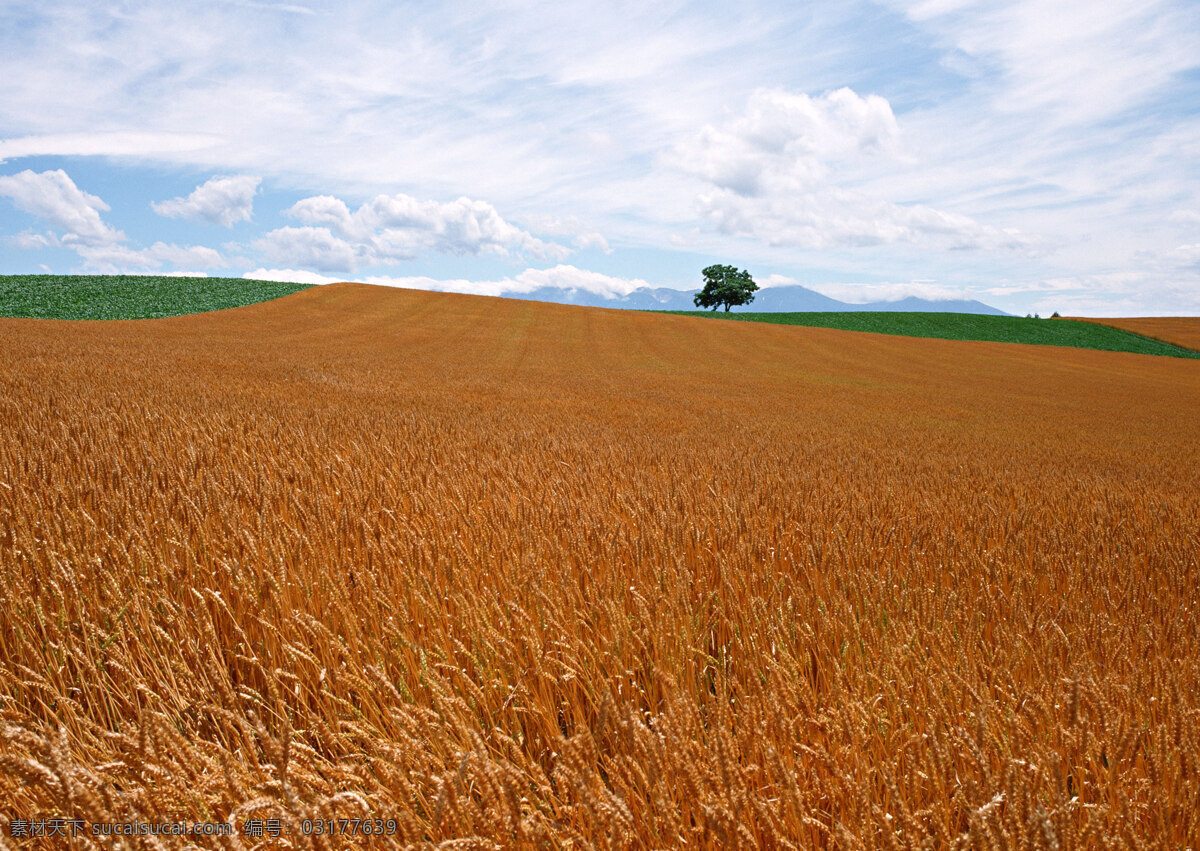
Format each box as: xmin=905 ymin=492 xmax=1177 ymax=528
xmin=1 ymin=0 xmax=1199 ymax=316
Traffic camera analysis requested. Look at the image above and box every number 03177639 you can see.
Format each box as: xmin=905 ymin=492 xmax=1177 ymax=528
xmin=300 ymin=819 xmax=397 ymax=836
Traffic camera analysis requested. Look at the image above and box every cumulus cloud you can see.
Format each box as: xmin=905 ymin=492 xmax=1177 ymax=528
xmin=0 ymin=168 xmax=123 ymax=246
xmin=671 ymin=88 xmax=900 ymax=197
xmin=254 ymin=226 xmax=360 ymax=273
xmin=253 ymin=191 xmax=573 ymax=274
xmin=670 ymin=87 xmax=1030 ymax=251
xmin=151 ymin=175 xmax=261 ymax=226
xmin=571 ymin=232 xmax=611 ymax=253
xmin=0 ymin=168 xmax=226 ymax=272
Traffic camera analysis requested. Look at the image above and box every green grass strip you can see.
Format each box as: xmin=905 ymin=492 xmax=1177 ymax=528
xmin=656 ymin=310 xmax=1200 ymax=359
xmin=0 ymin=274 xmax=313 ymax=320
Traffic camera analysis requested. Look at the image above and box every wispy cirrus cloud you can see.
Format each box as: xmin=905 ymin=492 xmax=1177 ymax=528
xmin=887 ymin=0 xmax=1200 ymax=125
xmin=0 ymin=132 xmax=221 ymax=164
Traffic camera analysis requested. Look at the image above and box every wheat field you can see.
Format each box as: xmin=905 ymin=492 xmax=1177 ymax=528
xmin=1069 ymin=316 xmax=1200 ymax=355
xmin=1 ymin=284 xmax=1197 ymax=848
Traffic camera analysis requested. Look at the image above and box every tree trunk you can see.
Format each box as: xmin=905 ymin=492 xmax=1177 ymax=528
xmin=724 ymin=304 xmax=730 ymax=312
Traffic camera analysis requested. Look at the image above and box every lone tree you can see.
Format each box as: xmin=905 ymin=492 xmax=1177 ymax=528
xmin=693 ymin=264 xmax=759 ymax=312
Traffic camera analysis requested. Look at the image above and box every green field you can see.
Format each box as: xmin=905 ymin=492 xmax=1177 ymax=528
xmin=0 ymin=274 xmax=313 ymax=320
xmin=659 ymin=310 xmax=1200 ymax=359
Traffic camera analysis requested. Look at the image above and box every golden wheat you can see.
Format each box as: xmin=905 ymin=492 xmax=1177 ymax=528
xmin=1069 ymin=315 xmax=1200 ymax=354
xmin=0 ymin=284 xmax=1197 ymax=848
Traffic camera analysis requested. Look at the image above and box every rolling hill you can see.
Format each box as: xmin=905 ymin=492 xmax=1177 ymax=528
xmin=1069 ymin=315 xmax=1200 ymax=353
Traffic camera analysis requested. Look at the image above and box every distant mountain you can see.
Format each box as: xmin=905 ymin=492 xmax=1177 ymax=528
xmin=840 ymin=295 xmax=1008 ymax=315
xmin=503 ymin=283 xmax=1008 ymax=315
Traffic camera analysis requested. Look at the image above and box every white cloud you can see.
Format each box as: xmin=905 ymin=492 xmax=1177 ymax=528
xmin=669 ymin=87 xmax=1030 ymax=252
xmin=571 ymin=232 xmax=611 ymax=253
xmin=670 ymin=88 xmax=900 ymax=197
xmin=0 ymin=1 xmax=799 ymax=216
xmin=983 ymin=269 xmax=1200 ymax=317
xmin=151 ymin=175 xmax=261 ymax=226
xmin=285 ymin=196 xmax=354 ymax=232
xmin=9 ymin=229 xmax=51 ymax=249
xmin=254 ymin=226 xmax=360 ymax=274
xmin=237 ymin=2 xmax=317 ymax=15
xmin=981 ymin=278 xmax=1091 ymax=297
xmin=70 ymin=242 xmax=228 ymax=274
xmin=244 ymin=267 xmax=343 ymax=285
xmin=0 ymin=132 xmax=222 ymax=163
xmin=144 ymin=242 xmax=226 ymax=268
xmin=516 ymin=214 xmax=611 ymax=254
xmin=698 ymin=186 xmax=1030 ymax=250
xmin=493 ymin=265 xmax=651 ymax=299
xmin=755 ymin=273 xmax=803 ymax=290
xmin=244 ymin=263 xmax=654 ymax=300
xmin=257 ymin=191 xmax=572 ymax=273
xmin=1168 ymin=210 xmax=1200 ymax=225
xmin=0 ymin=168 xmax=123 ymax=246
xmin=1170 ymin=243 xmax=1200 ymax=267
xmin=0 ymin=168 xmax=226 ymax=272
xmin=887 ymin=0 xmax=1200 ymax=125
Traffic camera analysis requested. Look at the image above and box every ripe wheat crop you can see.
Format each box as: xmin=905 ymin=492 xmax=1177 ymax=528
xmin=1070 ymin=316 xmax=1200 ymax=355
xmin=1 ymin=284 xmax=1197 ymax=848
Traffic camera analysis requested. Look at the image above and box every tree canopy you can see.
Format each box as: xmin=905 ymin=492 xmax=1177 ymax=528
xmin=693 ymin=265 xmax=758 ymax=312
